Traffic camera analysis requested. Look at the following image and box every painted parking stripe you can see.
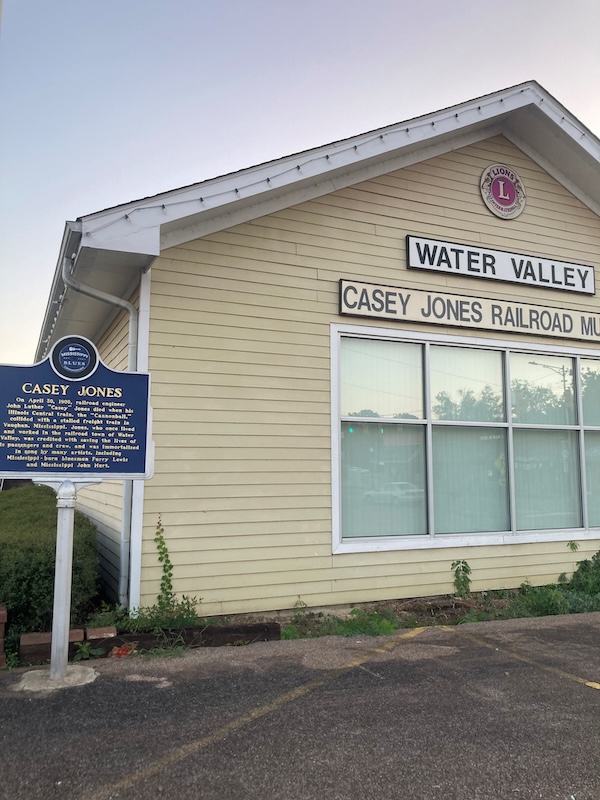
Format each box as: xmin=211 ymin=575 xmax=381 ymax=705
xmin=440 ymin=625 xmax=600 ymax=690
xmin=88 ymin=626 xmax=426 ymax=799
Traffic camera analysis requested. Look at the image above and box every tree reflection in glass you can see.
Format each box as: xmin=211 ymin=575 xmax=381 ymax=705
xmin=510 ymin=354 xmax=575 ymax=425
xmin=430 ymin=346 xmax=505 ymax=422
xmin=581 ymin=360 xmax=600 ymax=426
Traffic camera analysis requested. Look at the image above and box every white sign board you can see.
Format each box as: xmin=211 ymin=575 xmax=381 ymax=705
xmin=339 ymin=279 xmax=600 ymax=342
xmin=406 ymin=236 xmax=595 ymax=295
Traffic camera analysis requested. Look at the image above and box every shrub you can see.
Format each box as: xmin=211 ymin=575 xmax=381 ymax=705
xmin=505 ymin=583 xmax=571 ymax=618
xmin=0 ymin=484 xmax=100 ymax=633
xmin=568 ymin=552 xmax=600 ymax=596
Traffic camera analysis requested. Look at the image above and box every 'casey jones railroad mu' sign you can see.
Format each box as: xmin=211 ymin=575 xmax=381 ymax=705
xmin=339 ymin=280 xmax=600 ymax=343
xmin=0 ymin=336 xmax=153 ymax=480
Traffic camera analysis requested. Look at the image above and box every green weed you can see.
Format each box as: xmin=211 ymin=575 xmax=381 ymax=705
xmin=73 ymin=641 xmax=104 ymax=661
xmin=4 ymin=651 xmax=20 ymax=670
xmin=334 ymin=607 xmax=400 ymax=637
xmin=154 ymin=515 xmax=175 ymax=611
xmin=451 ymin=560 xmax=472 ymax=597
xmin=82 ymin=518 xmax=203 ymax=658
xmin=281 ymin=624 xmax=302 ymax=640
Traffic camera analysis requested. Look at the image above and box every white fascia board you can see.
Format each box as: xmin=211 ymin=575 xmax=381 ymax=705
xmin=80 ymin=215 xmax=161 ymax=257
xmin=80 ymin=84 xmax=541 ymax=257
xmin=516 ymin=87 xmax=600 ymax=163
xmin=160 ymin=124 xmax=502 ymax=250
xmin=505 ymin=129 xmax=600 ymax=219
xmin=76 ymin=82 xmax=600 ymax=258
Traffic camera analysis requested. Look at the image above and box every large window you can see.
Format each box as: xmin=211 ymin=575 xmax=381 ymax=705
xmin=336 ymin=330 xmax=600 ymax=548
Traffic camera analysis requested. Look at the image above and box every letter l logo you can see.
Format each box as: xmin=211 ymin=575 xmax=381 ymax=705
xmin=497 ymin=181 xmax=510 ymax=200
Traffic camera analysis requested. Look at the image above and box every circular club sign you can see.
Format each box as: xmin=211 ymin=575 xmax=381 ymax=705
xmin=480 ymin=163 xmax=526 ymax=220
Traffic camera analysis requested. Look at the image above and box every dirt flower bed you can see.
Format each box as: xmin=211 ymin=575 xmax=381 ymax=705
xmin=222 ymin=593 xmax=517 ymax=639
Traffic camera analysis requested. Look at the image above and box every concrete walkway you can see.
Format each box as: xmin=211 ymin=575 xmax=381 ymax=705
xmin=1 ymin=613 xmax=600 ymax=799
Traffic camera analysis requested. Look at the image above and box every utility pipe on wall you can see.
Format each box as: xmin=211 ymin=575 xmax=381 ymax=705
xmin=61 ymin=256 xmax=139 ymax=607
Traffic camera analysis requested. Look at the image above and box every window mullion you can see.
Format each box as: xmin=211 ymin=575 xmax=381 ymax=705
xmin=576 ymin=355 xmax=588 ymax=530
xmin=424 ymin=342 xmax=435 ymax=538
xmin=505 ymin=349 xmax=517 ymax=534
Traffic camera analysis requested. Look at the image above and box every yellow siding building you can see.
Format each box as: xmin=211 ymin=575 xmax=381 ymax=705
xmin=36 ymin=82 xmax=600 ymax=615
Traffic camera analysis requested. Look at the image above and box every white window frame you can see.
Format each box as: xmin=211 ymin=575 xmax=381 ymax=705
xmin=331 ymin=322 xmax=600 ymax=555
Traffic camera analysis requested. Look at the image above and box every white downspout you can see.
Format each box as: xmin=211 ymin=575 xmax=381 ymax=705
xmin=61 ymin=256 xmax=138 ymax=372
xmin=61 ymin=256 xmax=138 ymax=607
xmin=128 ymin=268 xmax=151 ymax=612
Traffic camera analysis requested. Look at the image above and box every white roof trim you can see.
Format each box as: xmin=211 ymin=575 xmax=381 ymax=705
xmin=505 ymin=129 xmax=600 ymax=219
xmin=78 ymin=81 xmax=600 ymax=257
xmin=38 ymin=81 xmax=600 ymax=358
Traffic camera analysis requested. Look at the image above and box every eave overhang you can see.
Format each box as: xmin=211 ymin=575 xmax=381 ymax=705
xmin=36 ymin=81 xmax=600 ymax=361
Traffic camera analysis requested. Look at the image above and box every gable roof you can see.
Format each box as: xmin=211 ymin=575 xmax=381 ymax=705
xmin=36 ymin=80 xmax=600 ymax=360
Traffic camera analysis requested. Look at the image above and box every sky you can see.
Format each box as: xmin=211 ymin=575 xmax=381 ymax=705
xmin=1 ymin=0 xmax=600 ymax=365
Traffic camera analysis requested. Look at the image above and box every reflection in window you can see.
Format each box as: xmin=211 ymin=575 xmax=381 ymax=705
xmin=341 ymin=422 xmax=427 ymax=537
xmin=432 ymin=427 xmax=509 ymax=533
xmin=514 ymin=430 xmax=581 ymax=530
xmin=430 ymin=346 xmax=504 ymax=422
xmin=340 ymin=338 xmax=423 ymax=419
xmin=585 ymin=431 xmax=600 ymax=526
xmin=511 ymin=353 xmax=575 ymax=425
xmin=581 ymin=360 xmax=600 ymax=426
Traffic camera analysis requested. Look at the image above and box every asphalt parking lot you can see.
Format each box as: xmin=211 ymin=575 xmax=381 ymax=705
xmin=2 ymin=613 xmax=600 ymax=800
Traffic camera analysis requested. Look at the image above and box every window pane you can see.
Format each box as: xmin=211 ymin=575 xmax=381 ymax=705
xmin=341 ymin=421 xmax=427 ymax=537
xmin=432 ymin=427 xmax=509 ymax=534
xmin=581 ymin=360 xmax=600 ymax=426
xmin=430 ymin=346 xmax=504 ymax=422
xmin=511 ymin=353 xmax=576 ymax=425
xmin=585 ymin=432 xmax=600 ymax=526
xmin=340 ymin=338 xmax=423 ymax=419
xmin=514 ymin=430 xmax=581 ymax=530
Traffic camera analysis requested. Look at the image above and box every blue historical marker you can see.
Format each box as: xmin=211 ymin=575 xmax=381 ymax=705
xmin=0 ymin=336 xmax=152 ymax=480
xmin=0 ymin=336 xmax=153 ymax=681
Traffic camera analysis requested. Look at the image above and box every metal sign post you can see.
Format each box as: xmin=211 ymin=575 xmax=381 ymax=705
xmin=41 ymin=479 xmax=102 ymax=680
xmin=49 ymin=481 xmax=76 ymax=680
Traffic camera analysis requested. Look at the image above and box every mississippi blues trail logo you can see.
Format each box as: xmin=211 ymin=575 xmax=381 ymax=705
xmin=480 ymin=163 xmax=526 ymax=220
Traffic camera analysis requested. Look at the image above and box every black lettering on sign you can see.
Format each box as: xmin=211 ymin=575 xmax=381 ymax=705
xmin=482 ymin=254 xmax=496 ymax=275
xmin=343 ymin=285 xmax=358 ymax=309
xmin=357 ymin=288 xmax=372 ymax=311
xmin=371 ymin=289 xmax=385 ymax=312
xmin=581 ymin=316 xmax=600 ymax=337
xmin=415 ymin=242 xmax=437 ymax=266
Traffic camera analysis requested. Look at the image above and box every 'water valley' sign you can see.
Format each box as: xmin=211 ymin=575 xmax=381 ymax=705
xmin=406 ymin=236 xmax=595 ymax=295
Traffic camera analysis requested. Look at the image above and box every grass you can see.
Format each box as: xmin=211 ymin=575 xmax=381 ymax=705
xmin=282 ymin=606 xmax=404 ymax=640
xmin=280 ymin=551 xmax=600 ymax=639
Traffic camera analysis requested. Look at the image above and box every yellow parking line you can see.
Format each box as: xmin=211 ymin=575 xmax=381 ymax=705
xmin=88 ymin=626 xmax=426 ymax=799
xmin=440 ymin=625 xmax=600 ymax=691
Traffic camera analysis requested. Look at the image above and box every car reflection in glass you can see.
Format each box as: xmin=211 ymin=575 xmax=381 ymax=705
xmin=363 ymin=482 xmax=424 ymax=504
